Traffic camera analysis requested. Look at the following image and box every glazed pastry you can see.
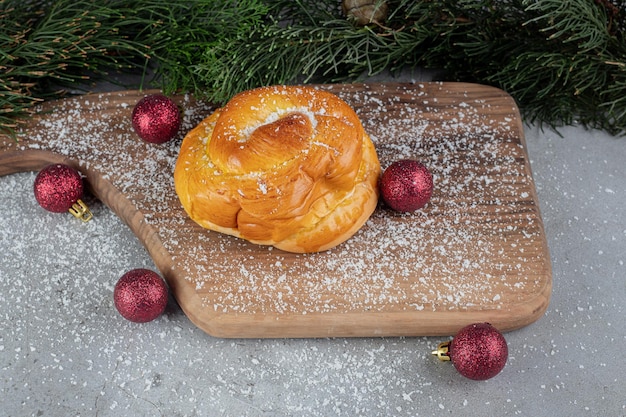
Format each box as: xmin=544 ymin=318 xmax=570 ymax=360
xmin=174 ymin=85 xmax=380 ymax=253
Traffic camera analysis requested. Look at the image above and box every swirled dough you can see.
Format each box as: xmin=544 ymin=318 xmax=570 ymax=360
xmin=174 ymin=85 xmax=380 ymax=253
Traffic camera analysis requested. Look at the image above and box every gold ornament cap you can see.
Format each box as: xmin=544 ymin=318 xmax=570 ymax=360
xmin=432 ymin=341 xmax=452 ymax=362
xmin=68 ymin=199 xmax=93 ymax=222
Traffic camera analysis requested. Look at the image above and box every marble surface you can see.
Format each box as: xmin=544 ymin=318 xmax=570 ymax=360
xmin=1 ymin=88 xmax=625 ymax=415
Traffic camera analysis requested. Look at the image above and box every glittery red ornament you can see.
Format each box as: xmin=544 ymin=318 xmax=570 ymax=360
xmin=114 ymin=269 xmax=168 ymax=323
xmin=433 ymin=323 xmax=508 ymax=381
xmin=34 ymin=164 xmax=83 ymax=212
xmin=33 ymin=164 xmax=92 ymax=221
xmin=379 ymin=159 xmax=433 ymax=212
xmin=131 ymin=94 xmax=181 ymax=144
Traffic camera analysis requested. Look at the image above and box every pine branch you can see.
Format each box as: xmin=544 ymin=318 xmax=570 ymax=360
xmin=0 ymin=0 xmax=269 ymax=137
xmin=0 ymin=0 xmax=153 ymax=135
xmin=2 ymin=0 xmax=625 ymax=137
xmin=184 ymin=0 xmax=626 ymax=135
xmin=143 ymin=0 xmax=270 ymax=95
xmin=192 ymin=20 xmax=394 ymax=103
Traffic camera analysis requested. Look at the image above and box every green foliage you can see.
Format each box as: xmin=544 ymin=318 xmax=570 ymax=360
xmin=141 ymin=1 xmax=270 ymax=95
xmin=2 ymin=0 xmax=625 ymax=137
xmin=190 ymin=0 xmax=626 ymax=135
xmin=1 ymin=0 xmax=149 ymax=133
xmin=0 ymin=0 xmax=268 ymax=136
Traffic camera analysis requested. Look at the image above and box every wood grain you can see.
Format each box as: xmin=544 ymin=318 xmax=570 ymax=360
xmin=0 ymin=82 xmax=552 ymax=338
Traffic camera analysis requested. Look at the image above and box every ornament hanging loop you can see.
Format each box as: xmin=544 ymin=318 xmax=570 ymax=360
xmin=68 ymin=199 xmax=93 ymax=222
xmin=432 ymin=341 xmax=451 ymax=361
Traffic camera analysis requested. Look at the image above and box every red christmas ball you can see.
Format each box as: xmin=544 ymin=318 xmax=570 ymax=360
xmin=114 ymin=269 xmax=168 ymax=323
xmin=449 ymin=323 xmax=508 ymax=380
xmin=33 ymin=164 xmax=84 ymax=213
xmin=379 ymin=159 xmax=433 ymax=212
xmin=131 ymin=94 xmax=181 ymax=144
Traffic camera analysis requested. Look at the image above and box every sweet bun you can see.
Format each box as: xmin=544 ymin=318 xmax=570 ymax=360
xmin=174 ymin=85 xmax=380 ymax=253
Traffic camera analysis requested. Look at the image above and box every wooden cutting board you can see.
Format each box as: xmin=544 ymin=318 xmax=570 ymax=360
xmin=0 ymin=82 xmax=552 ymax=338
